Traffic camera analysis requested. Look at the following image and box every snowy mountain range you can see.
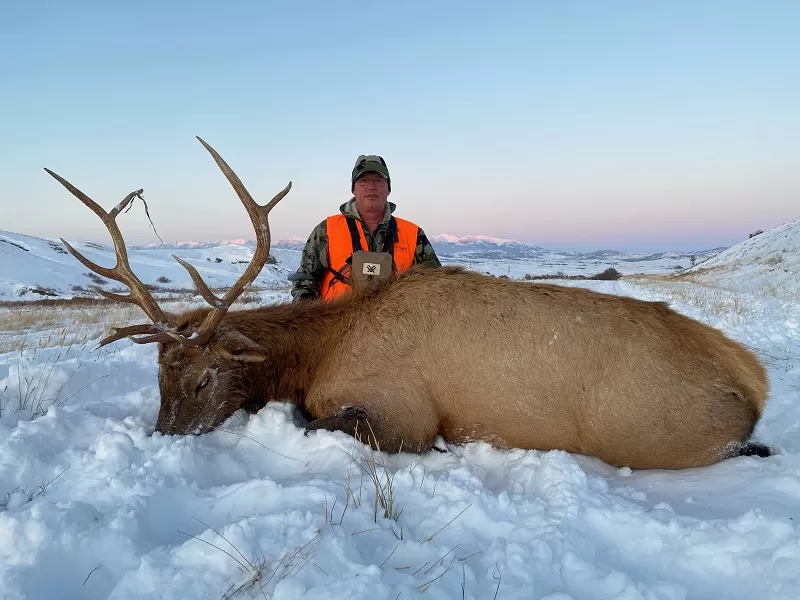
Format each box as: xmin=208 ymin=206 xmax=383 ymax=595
xmin=1 ymin=223 xmax=795 ymax=300
xmin=150 ymin=233 xmax=725 ymax=263
xmin=425 ymin=235 xmax=726 ymax=263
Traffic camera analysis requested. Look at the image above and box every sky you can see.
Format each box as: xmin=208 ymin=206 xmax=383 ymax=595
xmin=1 ymin=0 xmax=798 ymax=252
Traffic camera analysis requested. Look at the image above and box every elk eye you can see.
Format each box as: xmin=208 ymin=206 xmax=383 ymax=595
xmin=196 ymin=376 xmax=210 ymax=394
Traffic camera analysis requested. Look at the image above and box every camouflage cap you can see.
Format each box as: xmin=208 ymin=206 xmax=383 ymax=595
xmin=351 ymin=155 xmax=391 ymax=192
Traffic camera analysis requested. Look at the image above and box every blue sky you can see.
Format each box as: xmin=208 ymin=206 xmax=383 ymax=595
xmin=2 ymin=0 xmax=798 ymax=251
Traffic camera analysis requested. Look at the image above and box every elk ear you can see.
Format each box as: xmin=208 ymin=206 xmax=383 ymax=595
xmin=213 ymin=330 xmax=268 ymax=363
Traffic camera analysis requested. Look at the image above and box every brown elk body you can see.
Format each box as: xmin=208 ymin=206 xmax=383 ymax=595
xmin=49 ymin=138 xmax=771 ymax=470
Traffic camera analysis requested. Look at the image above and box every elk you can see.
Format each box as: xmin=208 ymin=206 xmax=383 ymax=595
xmin=47 ymin=137 xmax=772 ymax=470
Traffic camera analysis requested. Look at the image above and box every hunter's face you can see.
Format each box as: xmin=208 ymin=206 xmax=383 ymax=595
xmin=354 ymin=172 xmax=389 ymax=214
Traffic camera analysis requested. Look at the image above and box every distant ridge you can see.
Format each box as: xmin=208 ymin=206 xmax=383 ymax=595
xmin=8 ymin=224 xmax=780 ymax=301
xmin=208 ymin=234 xmax=725 ymax=263
xmin=135 ymin=234 xmax=726 ymax=262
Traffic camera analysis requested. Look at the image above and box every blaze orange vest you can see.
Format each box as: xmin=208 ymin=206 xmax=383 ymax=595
xmin=321 ymin=214 xmax=418 ymax=301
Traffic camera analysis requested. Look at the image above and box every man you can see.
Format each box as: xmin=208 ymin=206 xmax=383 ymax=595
xmin=291 ymin=154 xmax=441 ymax=301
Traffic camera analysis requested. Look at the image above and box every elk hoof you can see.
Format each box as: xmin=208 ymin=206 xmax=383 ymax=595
xmin=304 ymin=406 xmax=369 ymax=437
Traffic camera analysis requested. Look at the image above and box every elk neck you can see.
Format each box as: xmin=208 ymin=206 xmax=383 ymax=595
xmin=225 ymin=300 xmax=352 ymax=406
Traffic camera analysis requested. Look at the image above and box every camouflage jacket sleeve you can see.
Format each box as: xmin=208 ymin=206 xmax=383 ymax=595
xmin=290 ymin=220 xmax=329 ymax=301
xmin=414 ymin=228 xmax=442 ymax=268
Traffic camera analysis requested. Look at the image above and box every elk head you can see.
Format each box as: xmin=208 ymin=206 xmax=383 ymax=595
xmin=154 ymin=307 xmax=273 ymax=434
xmin=47 ymin=136 xmax=291 ymax=434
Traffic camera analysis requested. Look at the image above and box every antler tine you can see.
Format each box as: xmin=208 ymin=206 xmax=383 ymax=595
xmin=171 ymin=255 xmax=224 ymax=307
xmin=172 ymin=137 xmax=292 ymax=346
xmin=45 ymin=168 xmax=168 ymax=326
xmin=98 ymin=324 xmax=174 ymax=347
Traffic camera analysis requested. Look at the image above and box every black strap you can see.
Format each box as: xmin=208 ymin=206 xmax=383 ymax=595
xmin=382 ymin=217 xmax=398 ymax=257
xmin=329 ymin=265 xmax=348 ymax=282
xmin=326 ymin=265 xmax=349 ymax=290
xmin=345 ymin=217 xmax=363 ymax=252
xmin=345 ymin=215 xmax=398 ymax=254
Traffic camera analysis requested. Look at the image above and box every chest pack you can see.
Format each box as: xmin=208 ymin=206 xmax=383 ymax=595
xmin=339 ymin=217 xmax=396 ymax=289
xmin=350 ymin=250 xmax=394 ymax=284
xmin=322 ymin=214 xmax=418 ymax=300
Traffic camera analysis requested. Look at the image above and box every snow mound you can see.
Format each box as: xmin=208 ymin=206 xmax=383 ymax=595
xmin=685 ymin=217 xmax=800 ymax=293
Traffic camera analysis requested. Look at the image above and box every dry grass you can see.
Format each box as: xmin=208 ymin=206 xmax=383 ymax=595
xmin=340 ymin=423 xmax=403 ymax=523
xmin=659 ymin=285 xmax=747 ymax=316
xmin=0 ymin=304 xmax=149 ymax=353
xmin=668 ymin=265 xmax=727 ymax=281
xmin=633 ymin=265 xmax=796 ymax=306
xmin=177 ymin=515 xmax=328 ymax=599
xmin=643 ymin=285 xmax=750 ymax=323
xmin=617 ymin=274 xmax=770 ymax=333
xmin=0 ymin=333 xmax=110 ymax=420
xmin=755 ymin=281 xmax=787 ymax=299
xmin=236 ymin=292 xmax=262 ymax=305
xmin=0 ymin=289 xmax=281 ymax=353
xmin=365 ymin=446 xmax=400 ymax=523
xmin=0 ymin=466 xmax=70 ymax=510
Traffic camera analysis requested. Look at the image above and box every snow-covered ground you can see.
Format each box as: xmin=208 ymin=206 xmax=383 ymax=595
xmin=0 ymin=231 xmax=298 ymax=301
xmin=680 ymin=217 xmax=800 ymax=295
xmin=1 ymin=220 xmax=799 ymax=599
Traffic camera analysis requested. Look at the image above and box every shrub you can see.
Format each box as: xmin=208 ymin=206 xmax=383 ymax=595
xmin=48 ymin=241 xmax=68 ymax=255
xmin=85 ymin=272 xmax=107 ymax=286
xmin=26 ymin=286 xmax=59 ymax=297
xmin=589 ymin=267 xmax=622 ymax=280
xmin=0 ymin=239 xmax=28 ymax=252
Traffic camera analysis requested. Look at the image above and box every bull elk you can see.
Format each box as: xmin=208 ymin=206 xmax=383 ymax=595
xmin=47 ymin=137 xmax=772 ymax=470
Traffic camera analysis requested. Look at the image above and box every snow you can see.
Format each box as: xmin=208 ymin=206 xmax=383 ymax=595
xmin=0 ymin=219 xmax=799 ymax=599
xmin=683 ymin=217 xmax=800 ymax=295
xmin=0 ymin=231 xmax=298 ymax=300
xmin=0 ymin=229 xmax=724 ymax=302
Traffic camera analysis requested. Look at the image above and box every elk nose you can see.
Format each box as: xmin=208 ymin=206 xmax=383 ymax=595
xmin=152 ymin=419 xmax=177 ymax=436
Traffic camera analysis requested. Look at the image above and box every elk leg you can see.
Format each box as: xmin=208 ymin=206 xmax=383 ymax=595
xmin=305 ymin=405 xmax=433 ymax=454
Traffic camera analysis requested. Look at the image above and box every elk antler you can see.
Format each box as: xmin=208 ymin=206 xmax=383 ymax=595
xmin=43 ymin=170 xmax=173 ymax=346
xmin=47 ymin=136 xmax=292 ymax=347
xmin=173 ymin=136 xmax=292 ymax=345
